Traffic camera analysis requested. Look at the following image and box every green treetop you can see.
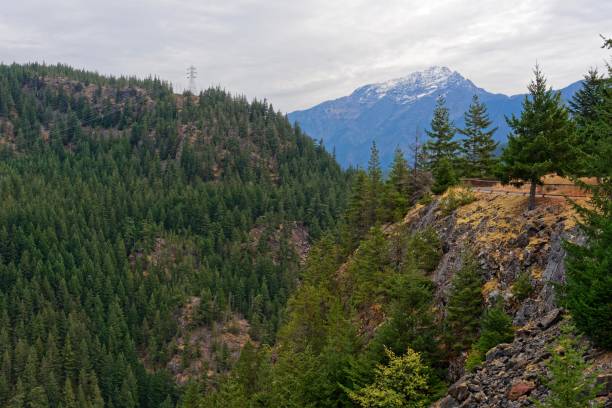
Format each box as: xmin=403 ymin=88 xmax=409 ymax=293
xmin=424 ymin=96 xmax=460 ymax=193
xmin=459 ymin=94 xmax=498 ymax=178
xmin=385 ymin=147 xmax=412 ymax=221
xmin=569 ymin=69 xmax=606 ymax=126
xmin=444 ymin=254 xmax=484 ymax=355
xmin=564 ymin=38 xmax=612 ymax=350
xmin=498 ymin=65 xmax=574 ymax=210
xmin=348 ymin=347 xmax=431 ymax=408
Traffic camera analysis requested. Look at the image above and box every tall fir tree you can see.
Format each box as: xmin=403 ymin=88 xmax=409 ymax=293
xmin=366 ymin=142 xmax=384 ymax=225
xmin=345 ymin=170 xmax=371 ymax=245
xmin=564 ymin=38 xmax=612 ymax=349
xmin=385 ymin=148 xmax=412 ymax=221
xmin=444 ymin=254 xmax=484 ymax=356
xmin=569 ymin=69 xmax=606 ymax=125
xmin=498 ymin=65 xmax=574 ymax=209
xmin=459 ymin=95 xmax=498 ymax=178
xmin=424 ymin=96 xmax=460 ymax=193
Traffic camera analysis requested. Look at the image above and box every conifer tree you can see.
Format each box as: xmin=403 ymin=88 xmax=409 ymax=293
xmin=498 ymin=66 xmax=574 ymax=209
xmin=345 ymin=171 xmax=370 ymax=244
xmin=459 ymin=95 xmax=498 ymax=178
xmin=477 ymin=304 xmax=514 ymax=351
xmin=424 ymin=96 xmax=460 ymax=193
xmin=564 ymin=38 xmax=612 ymax=349
xmin=444 ymin=254 xmax=484 ymax=355
xmin=466 ymin=303 xmax=514 ymax=370
xmin=63 ymin=378 xmax=77 ymax=408
xmin=569 ymin=69 xmax=606 ymax=125
xmin=385 ymin=147 xmax=411 ymax=221
xmin=535 ymin=324 xmax=601 ymax=408
xmin=10 ymin=379 xmax=25 ymax=408
xmin=431 ymin=157 xmax=457 ymax=195
xmin=27 ymin=386 xmax=48 ymax=408
xmin=367 ymin=141 xmax=384 ymax=224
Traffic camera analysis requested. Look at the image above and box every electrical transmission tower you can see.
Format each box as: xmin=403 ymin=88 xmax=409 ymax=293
xmin=186 ymin=65 xmax=197 ymax=94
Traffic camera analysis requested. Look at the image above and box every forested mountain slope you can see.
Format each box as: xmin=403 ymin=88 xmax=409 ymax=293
xmin=188 ymin=42 xmax=609 ymax=407
xmin=205 ymin=186 xmax=610 ymax=407
xmin=0 ymin=56 xmax=609 ymax=408
xmin=0 ymin=63 xmax=351 ymax=407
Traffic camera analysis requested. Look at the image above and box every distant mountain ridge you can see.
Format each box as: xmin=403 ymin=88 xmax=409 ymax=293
xmin=288 ymin=66 xmax=582 ymax=168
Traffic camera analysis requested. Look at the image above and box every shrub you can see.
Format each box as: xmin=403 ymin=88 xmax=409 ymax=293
xmin=406 ymin=228 xmax=442 ymax=274
xmin=512 ymin=271 xmax=534 ymax=301
xmin=418 ymin=192 xmax=433 ymax=206
xmin=439 ymin=188 xmax=476 ymax=216
xmin=348 ymin=347 xmax=431 ymax=408
xmin=464 ymin=347 xmax=484 ymax=372
xmin=464 ymin=304 xmax=514 ymax=371
xmin=535 ymin=323 xmax=602 ymax=408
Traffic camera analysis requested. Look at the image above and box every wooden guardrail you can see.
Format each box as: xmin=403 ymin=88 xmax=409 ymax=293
xmin=460 ymin=178 xmax=592 ymax=198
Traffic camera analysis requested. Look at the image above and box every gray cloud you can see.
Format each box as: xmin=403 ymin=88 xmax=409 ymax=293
xmin=1 ymin=0 xmax=610 ymax=111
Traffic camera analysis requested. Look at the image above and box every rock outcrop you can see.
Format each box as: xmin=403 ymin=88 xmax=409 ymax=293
xmin=434 ymin=309 xmax=611 ymax=407
xmin=399 ymin=189 xmax=610 ymax=406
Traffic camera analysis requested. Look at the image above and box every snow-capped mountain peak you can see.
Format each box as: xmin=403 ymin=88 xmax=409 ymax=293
xmin=354 ymin=66 xmax=472 ymax=104
xmin=288 ymin=67 xmax=580 ymax=169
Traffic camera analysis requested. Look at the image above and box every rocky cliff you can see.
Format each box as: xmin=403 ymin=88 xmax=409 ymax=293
xmin=398 ymin=189 xmax=611 ymax=407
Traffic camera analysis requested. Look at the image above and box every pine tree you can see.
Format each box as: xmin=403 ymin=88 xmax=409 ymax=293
xmin=444 ymin=254 xmax=484 ymax=355
xmin=424 ymin=96 xmax=460 ymax=193
xmin=179 ymin=382 xmax=202 ymax=408
xmin=498 ymin=65 xmax=574 ymax=210
xmin=367 ymin=142 xmax=384 ymax=224
xmin=9 ymin=379 xmax=25 ymax=408
xmin=569 ymin=69 xmax=606 ymax=125
xmin=431 ymin=157 xmax=457 ymax=195
xmin=231 ymin=341 xmax=271 ymax=398
xmin=564 ymin=39 xmax=612 ymax=349
xmin=345 ymin=171 xmax=370 ymax=244
xmin=348 ymin=227 xmax=391 ymax=305
xmin=459 ymin=95 xmax=498 ymax=178
xmin=63 ymin=378 xmax=78 ymax=408
xmin=567 ymin=68 xmax=609 ymax=175
xmin=535 ymin=324 xmax=601 ymax=408
xmin=366 ymin=267 xmax=440 ymax=368
xmin=477 ymin=304 xmax=514 ymax=351
xmin=385 ymin=148 xmax=411 ymax=221
xmin=466 ymin=303 xmax=514 ymax=370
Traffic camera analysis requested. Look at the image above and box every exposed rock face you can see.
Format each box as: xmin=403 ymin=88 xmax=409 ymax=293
xmin=402 ymin=190 xmax=589 ymax=324
xmin=167 ymin=296 xmax=255 ymax=385
xmin=249 ymin=221 xmax=310 ymax=263
xmin=399 ymin=190 xmax=610 ymax=406
xmin=433 ymin=310 xmax=611 ymax=407
xmin=408 ymin=192 xmax=582 ymax=324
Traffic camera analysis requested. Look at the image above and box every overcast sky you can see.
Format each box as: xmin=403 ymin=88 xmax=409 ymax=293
xmin=1 ymin=0 xmax=610 ymax=112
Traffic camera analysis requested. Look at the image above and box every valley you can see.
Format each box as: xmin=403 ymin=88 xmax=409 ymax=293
xmin=0 ymin=37 xmax=610 ymax=408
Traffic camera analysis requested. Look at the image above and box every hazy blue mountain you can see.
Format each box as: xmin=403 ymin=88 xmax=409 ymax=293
xmin=288 ymin=66 xmax=581 ymax=168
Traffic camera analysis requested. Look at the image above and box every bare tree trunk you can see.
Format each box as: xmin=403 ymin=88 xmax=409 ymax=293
xmin=528 ymin=180 xmax=537 ymax=210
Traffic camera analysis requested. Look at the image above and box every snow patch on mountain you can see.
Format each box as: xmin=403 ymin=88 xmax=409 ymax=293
xmin=354 ymin=66 xmax=473 ymax=105
xmin=288 ymin=66 xmax=580 ymax=169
